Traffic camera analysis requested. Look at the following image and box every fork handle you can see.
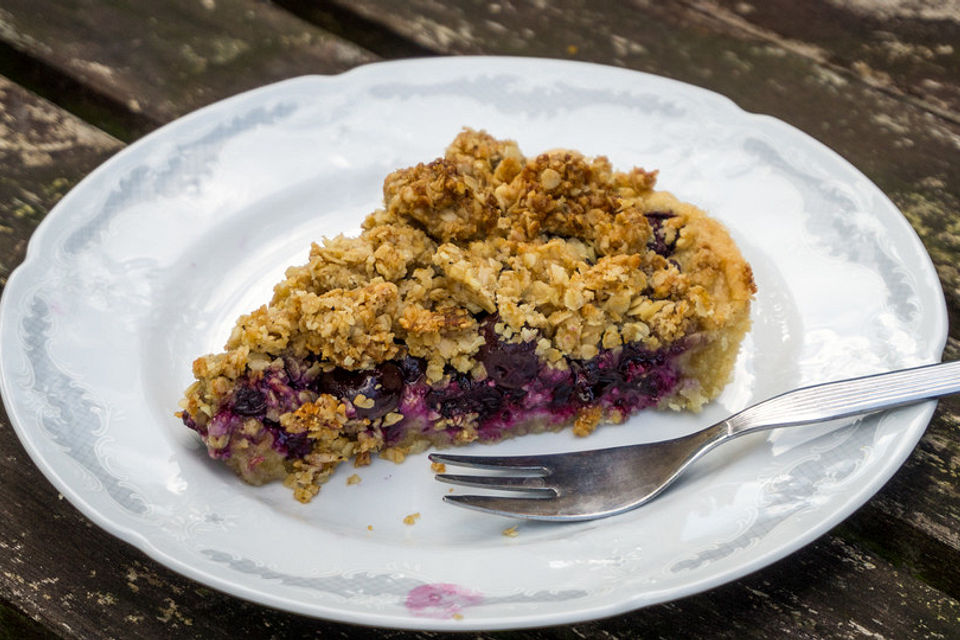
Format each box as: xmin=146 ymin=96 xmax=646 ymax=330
xmin=724 ymin=360 xmax=960 ymax=436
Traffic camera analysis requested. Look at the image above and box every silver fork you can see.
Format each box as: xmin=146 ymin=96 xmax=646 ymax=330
xmin=428 ymin=360 xmax=960 ymax=521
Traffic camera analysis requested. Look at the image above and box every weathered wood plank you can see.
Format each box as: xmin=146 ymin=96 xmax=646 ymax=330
xmin=273 ymin=0 xmax=436 ymax=59
xmin=703 ymin=0 xmax=960 ymax=120
xmin=0 ymin=76 xmax=121 ymax=287
xmin=0 ymin=0 xmax=375 ymax=128
xmin=1 ymin=0 xmax=960 ymax=636
xmin=0 ymin=601 xmax=60 ymax=640
xmin=323 ymin=0 xmax=960 ymax=584
xmin=0 ymin=38 xmax=157 ymax=142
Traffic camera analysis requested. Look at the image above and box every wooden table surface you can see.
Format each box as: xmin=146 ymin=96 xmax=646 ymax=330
xmin=1 ymin=2 xmax=959 ymax=638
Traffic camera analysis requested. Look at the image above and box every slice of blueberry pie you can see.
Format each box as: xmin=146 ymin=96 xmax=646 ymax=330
xmin=177 ymin=129 xmax=756 ymax=502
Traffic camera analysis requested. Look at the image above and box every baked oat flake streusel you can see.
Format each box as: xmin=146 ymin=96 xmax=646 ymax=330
xmin=178 ymin=129 xmax=756 ymax=503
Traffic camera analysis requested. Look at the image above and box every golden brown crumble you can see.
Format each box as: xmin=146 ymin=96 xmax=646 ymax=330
xmin=572 ymin=406 xmax=604 ymax=437
xmin=191 ymin=128 xmax=752 ymax=385
xmin=179 ymin=128 xmax=755 ymax=503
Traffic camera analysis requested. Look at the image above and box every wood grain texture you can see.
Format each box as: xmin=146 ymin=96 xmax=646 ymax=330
xmin=1 ymin=1 xmax=960 ymax=637
xmin=706 ymin=0 xmax=960 ymax=120
xmin=0 ymin=0 xmax=375 ymax=127
xmin=0 ymin=76 xmax=121 ymax=287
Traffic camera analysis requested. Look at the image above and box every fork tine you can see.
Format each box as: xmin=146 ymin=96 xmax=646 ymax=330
xmin=443 ymin=494 xmax=584 ymax=521
xmin=435 ymin=473 xmax=556 ymax=495
xmin=428 ymin=452 xmax=548 ymax=471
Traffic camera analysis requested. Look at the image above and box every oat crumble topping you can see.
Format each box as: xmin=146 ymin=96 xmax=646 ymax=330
xmin=178 ymin=129 xmax=755 ymax=502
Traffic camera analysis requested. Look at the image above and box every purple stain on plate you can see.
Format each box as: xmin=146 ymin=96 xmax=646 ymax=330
xmin=405 ymin=583 xmax=484 ymax=619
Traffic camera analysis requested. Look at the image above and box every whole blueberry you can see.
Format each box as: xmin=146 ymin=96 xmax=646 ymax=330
xmin=645 ymin=210 xmax=677 ymax=257
xmin=319 ymin=365 xmax=403 ymax=420
xmin=429 ymin=376 xmax=506 ymax=422
xmin=479 ymin=333 xmax=539 ymax=389
xmin=233 ymin=386 xmax=267 ymax=416
xmin=397 ymin=356 xmax=426 ymax=383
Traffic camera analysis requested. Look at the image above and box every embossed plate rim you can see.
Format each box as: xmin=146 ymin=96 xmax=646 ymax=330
xmin=0 ymin=57 xmax=948 ymax=630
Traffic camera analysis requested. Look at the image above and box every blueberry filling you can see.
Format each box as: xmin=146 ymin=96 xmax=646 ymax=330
xmin=645 ymin=210 xmax=677 ymax=257
xmin=181 ymin=411 xmax=204 ymax=437
xmin=233 ymin=386 xmax=267 ymax=416
xmin=397 ymin=355 xmax=427 ymax=384
xmin=183 ymin=327 xmax=686 ymax=459
xmin=264 ymin=420 xmax=312 ymax=458
xmin=426 ymin=373 xmax=525 ymax=423
xmin=478 ymin=320 xmax=539 ymax=389
xmin=318 ymin=363 xmax=404 ymax=420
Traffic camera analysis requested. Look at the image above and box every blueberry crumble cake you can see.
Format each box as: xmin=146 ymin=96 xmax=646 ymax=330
xmin=177 ymin=129 xmax=756 ymax=502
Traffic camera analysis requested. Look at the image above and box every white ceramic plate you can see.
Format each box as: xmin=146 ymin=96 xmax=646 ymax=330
xmin=0 ymin=58 xmax=946 ymax=630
